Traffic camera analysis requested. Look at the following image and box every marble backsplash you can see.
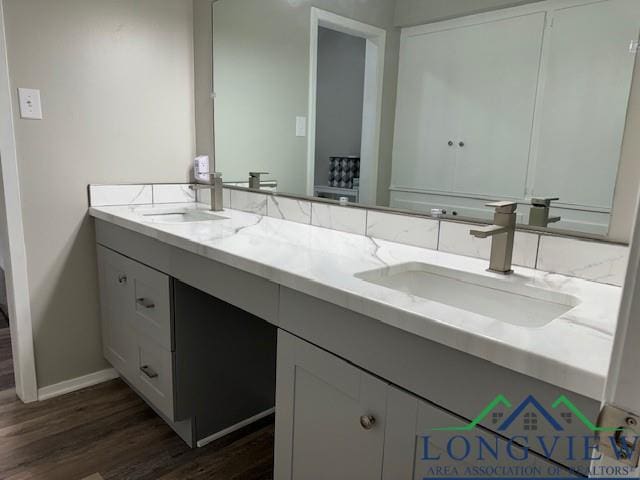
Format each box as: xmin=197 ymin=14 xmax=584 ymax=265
xmin=89 ymin=184 xmax=629 ymax=286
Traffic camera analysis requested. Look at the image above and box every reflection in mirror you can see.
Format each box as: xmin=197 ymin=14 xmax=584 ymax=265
xmin=209 ymin=0 xmax=640 ymax=238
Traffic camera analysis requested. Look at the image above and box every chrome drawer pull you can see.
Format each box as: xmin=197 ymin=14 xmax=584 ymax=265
xmin=136 ymin=298 xmax=155 ymax=309
xmin=117 ymin=274 xmax=127 ymax=284
xmin=140 ymin=365 xmax=158 ymax=379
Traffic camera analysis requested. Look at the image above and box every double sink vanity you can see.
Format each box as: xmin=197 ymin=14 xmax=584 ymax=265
xmin=85 ymin=0 xmax=635 ymax=476
xmin=89 ymin=192 xmax=621 ymax=478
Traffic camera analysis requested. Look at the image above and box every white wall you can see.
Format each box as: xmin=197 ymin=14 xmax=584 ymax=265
xmin=210 ymin=0 xmax=399 ymax=202
xmin=314 ymin=28 xmax=366 ymax=187
xmin=2 ymin=0 xmax=195 ymax=388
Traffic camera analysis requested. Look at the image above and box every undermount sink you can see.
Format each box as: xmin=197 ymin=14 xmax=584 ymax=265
xmin=355 ymin=262 xmax=579 ymax=327
xmin=138 ymin=208 xmax=227 ymax=224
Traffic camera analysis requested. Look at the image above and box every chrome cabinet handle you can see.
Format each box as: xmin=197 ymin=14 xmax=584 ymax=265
xmin=360 ymin=415 xmax=376 ymax=430
xmin=447 ymin=140 xmax=454 ymax=146
xmin=118 ymin=274 xmax=127 ymax=284
xmin=140 ymin=365 xmax=158 ymax=379
xmin=136 ymin=298 xmax=155 ymax=309
xmin=458 ymin=141 xmax=465 ymax=147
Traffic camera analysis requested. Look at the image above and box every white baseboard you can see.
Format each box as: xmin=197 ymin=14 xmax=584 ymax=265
xmin=196 ymin=407 xmax=275 ymax=448
xmin=37 ymin=368 xmax=120 ymax=401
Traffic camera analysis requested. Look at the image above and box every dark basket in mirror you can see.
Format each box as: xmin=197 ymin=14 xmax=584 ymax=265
xmin=328 ymin=156 xmax=360 ymax=189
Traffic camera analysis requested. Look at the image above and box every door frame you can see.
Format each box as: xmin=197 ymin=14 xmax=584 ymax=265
xmin=0 ymin=0 xmax=38 ymax=402
xmin=306 ymin=7 xmax=386 ymax=205
xmin=596 ymin=176 xmax=640 ymax=476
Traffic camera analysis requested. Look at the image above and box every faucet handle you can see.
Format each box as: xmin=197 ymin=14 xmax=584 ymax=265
xmin=485 ymin=201 xmax=517 ymax=214
xmin=249 ymin=171 xmax=269 ymax=177
xmin=531 ymin=197 xmax=559 ymax=207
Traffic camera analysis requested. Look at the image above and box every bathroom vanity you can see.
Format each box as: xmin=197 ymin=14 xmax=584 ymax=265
xmin=90 ymin=201 xmax=621 ymax=476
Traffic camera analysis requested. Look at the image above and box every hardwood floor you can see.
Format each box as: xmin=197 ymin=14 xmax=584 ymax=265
xmin=0 ymin=327 xmax=14 ymax=391
xmin=0 ymin=380 xmax=275 ymax=480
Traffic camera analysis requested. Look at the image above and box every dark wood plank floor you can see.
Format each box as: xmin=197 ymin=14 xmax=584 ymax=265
xmin=0 ymin=327 xmax=14 ymax=391
xmin=0 ymin=379 xmax=275 ymax=480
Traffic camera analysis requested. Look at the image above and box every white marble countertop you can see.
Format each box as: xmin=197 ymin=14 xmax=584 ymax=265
xmin=89 ymin=203 xmax=621 ymax=400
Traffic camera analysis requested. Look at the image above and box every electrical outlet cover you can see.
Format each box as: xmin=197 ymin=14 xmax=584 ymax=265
xmin=18 ymin=88 xmax=43 ymax=120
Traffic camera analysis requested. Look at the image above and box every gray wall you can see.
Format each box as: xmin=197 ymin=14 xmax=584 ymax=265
xmin=314 ymin=28 xmax=366 ymax=188
xmin=209 ymin=0 xmax=399 ymax=203
xmin=3 ymin=0 xmax=195 ymax=388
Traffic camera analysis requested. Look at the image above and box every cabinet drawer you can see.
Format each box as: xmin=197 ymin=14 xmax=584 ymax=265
xmin=134 ymin=332 xmax=175 ymax=421
xmin=129 ymin=259 xmax=172 ymax=351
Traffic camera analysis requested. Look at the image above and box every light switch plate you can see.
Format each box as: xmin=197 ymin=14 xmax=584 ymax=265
xmin=18 ymin=88 xmax=43 ymax=120
xmin=296 ymin=116 xmax=306 ymax=137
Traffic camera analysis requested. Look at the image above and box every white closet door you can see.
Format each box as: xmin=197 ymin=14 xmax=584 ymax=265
xmin=391 ymin=27 xmax=460 ymax=192
xmin=451 ymin=12 xmax=546 ymax=198
xmin=392 ymin=11 xmax=545 ymax=198
xmin=531 ymin=0 xmax=640 ymax=209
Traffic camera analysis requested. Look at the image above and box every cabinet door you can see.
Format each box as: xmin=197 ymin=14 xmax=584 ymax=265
xmin=452 ymin=12 xmax=546 ymax=198
xmin=274 ymin=331 xmax=387 ymax=480
xmin=532 ymin=0 xmax=640 ymax=209
xmin=96 ymin=246 xmax=136 ymax=380
xmin=382 ymin=386 xmax=579 ymax=479
xmin=392 ymin=27 xmax=459 ymax=192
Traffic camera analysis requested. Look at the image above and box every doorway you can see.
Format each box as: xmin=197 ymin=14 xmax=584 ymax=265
xmin=313 ymin=27 xmax=366 ymax=203
xmin=0 ymin=0 xmax=38 ymax=402
xmin=306 ymin=8 xmax=386 ymax=206
xmin=0 ymin=267 xmax=12 ymax=390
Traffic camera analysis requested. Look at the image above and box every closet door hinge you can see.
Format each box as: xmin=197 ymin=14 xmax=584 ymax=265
xmin=596 ymin=403 xmax=640 ymax=468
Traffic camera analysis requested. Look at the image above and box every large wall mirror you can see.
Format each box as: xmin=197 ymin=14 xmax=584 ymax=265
xmin=202 ymin=0 xmax=640 ymax=240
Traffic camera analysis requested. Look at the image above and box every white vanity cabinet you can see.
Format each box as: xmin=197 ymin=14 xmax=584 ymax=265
xmin=275 ymin=331 xmax=579 ymax=480
xmin=96 ymin=245 xmax=175 ymax=421
xmin=95 ymin=220 xmax=278 ymax=448
xmin=274 ymin=330 xmax=388 ymax=480
xmin=275 ymin=287 xmax=599 ymax=477
xmin=93 ymin=216 xmax=600 ymax=473
xmin=96 ymin=245 xmax=134 ymax=378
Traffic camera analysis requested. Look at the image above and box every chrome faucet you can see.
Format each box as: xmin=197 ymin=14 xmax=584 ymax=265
xmin=249 ymin=172 xmax=269 ymax=190
xmin=469 ymin=201 xmax=517 ymax=274
xmin=191 ymin=172 xmax=224 ymax=212
xmin=529 ymin=197 xmax=561 ymax=227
